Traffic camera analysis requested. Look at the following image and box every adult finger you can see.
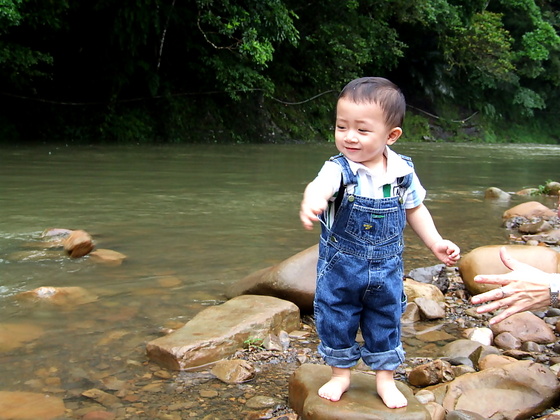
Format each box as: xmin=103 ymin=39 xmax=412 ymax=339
xmin=473 ymin=274 xmax=511 ymax=285
xmin=498 ymin=246 xmax=525 ymax=272
xmin=471 ymin=286 xmax=507 ymax=305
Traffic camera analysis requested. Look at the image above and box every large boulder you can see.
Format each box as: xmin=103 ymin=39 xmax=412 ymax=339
xmin=441 ymin=360 xmax=560 ymax=419
xmin=227 ymin=245 xmax=318 ymax=313
xmin=502 ymin=201 xmax=557 ymax=221
xmin=146 ymin=295 xmax=300 ymax=370
xmin=458 ymin=245 xmax=560 ymax=295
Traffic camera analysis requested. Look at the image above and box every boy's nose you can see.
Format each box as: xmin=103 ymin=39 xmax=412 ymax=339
xmin=345 ymin=132 xmax=358 ymax=142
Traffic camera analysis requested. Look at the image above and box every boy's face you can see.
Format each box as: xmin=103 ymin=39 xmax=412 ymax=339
xmin=334 ymin=98 xmax=402 ymax=170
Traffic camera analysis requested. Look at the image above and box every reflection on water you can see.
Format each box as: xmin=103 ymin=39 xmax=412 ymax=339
xmin=1 ymin=142 xmax=559 ymax=409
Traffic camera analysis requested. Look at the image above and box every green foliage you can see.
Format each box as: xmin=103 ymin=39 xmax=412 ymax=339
xmin=534 ymin=180 xmax=554 ymax=195
xmin=442 ymin=11 xmax=516 ymax=88
xmin=0 ymin=0 xmax=22 ymax=28
xmin=401 ymin=113 xmax=433 ymax=142
xmin=1 ymin=0 xmax=560 ymax=143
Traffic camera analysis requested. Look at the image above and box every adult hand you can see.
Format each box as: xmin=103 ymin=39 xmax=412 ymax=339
xmin=470 ymin=247 xmax=552 ymax=324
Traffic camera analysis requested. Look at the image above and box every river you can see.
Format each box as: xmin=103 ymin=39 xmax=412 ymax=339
xmin=0 ymin=142 xmax=559 ymax=417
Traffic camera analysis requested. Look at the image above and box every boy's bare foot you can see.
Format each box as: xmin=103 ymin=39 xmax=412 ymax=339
xmin=376 ymin=370 xmax=407 ymax=409
xmin=318 ymin=368 xmax=351 ymax=402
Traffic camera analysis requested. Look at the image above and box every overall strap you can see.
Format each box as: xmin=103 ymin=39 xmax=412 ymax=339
xmin=396 ymin=154 xmax=414 ymax=189
xmin=329 ymin=154 xmax=356 ymax=215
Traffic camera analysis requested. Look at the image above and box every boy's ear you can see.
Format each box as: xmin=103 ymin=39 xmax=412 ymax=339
xmin=386 ymin=127 xmax=402 ymax=145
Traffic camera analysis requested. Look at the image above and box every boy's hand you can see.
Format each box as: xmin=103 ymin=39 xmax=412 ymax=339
xmin=430 ymin=239 xmax=461 ymax=266
xmin=300 ymin=197 xmax=328 ymax=230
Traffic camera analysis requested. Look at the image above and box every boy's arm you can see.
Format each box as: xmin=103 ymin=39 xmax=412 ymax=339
xmin=300 ymin=179 xmax=335 ymax=230
xmin=406 ymin=204 xmax=460 ymax=265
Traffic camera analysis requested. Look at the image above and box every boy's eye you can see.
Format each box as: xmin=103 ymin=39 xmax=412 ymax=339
xmin=358 ymin=128 xmax=370 ymax=133
xmin=336 ymin=125 xmax=346 ymax=130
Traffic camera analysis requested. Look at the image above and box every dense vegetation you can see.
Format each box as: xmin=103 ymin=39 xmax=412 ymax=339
xmin=1 ymin=0 xmax=559 ymax=143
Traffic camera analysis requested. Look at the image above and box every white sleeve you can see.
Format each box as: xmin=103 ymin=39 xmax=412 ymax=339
xmin=313 ymin=161 xmax=343 ymax=198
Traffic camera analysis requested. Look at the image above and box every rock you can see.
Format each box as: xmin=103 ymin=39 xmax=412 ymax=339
xmin=490 ymin=312 xmax=557 ymax=344
xmin=502 ymin=201 xmax=557 ymax=220
xmin=408 ymin=359 xmax=455 ymax=387
xmin=407 ymin=264 xmax=449 ymax=293
xmin=0 ymin=323 xmax=44 ymax=352
xmin=14 ymin=286 xmax=98 ymax=306
xmin=458 ymin=245 xmax=560 ymax=295
xmin=446 ymin=410 xmax=489 ymax=420
xmin=211 ymin=359 xmax=255 ymax=384
xmin=468 ymin=344 xmax=501 ymax=369
xmin=424 ymin=402 xmax=446 ymax=420
xmin=414 ymin=389 xmax=435 ymax=404
xmin=401 ymin=302 xmax=421 ymax=323
xmin=441 ymin=360 xmax=560 ymax=418
xmin=82 ymin=388 xmax=121 ymax=408
xmin=42 ymin=228 xmax=73 ymax=237
xmin=484 ymin=187 xmax=511 ymax=201
xmin=493 ymin=332 xmax=522 ymax=350
xmin=452 ymin=365 xmax=476 ymax=377
xmin=0 ymin=391 xmax=66 ymax=419
xmin=414 ymin=297 xmax=446 ymax=320
xmin=245 ymin=395 xmax=283 ymax=409
xmin=477 ymin=354 xmax=518 ymax=370
xmin=63 ymin=229 xmax=95 ymax=258
xmin=82 ymin=411 xmax=117 ymax=420
xmin=89 ymin=249 xmax=127 ymax=266
xmin=519 ymin=220 xmax=553 ymax=234
xmin=440 ymin=339 xmax=486 ymax=360
xmin=522 ymin=228 xmax=560 ymax=245
xmin=404 ymin=278 xmax=445 ymax=303
xmin=227 ymin=245 xmax=318 ymax=313
xmin=146 ymin=295 xmax=300 ymax=370
xmin=465 ymin=327 xmax=493 ymax=346
xmin=547 ymin=181 xmax=560 ymax=196
xmin=289 ymin=364 xmax=430 ymax=419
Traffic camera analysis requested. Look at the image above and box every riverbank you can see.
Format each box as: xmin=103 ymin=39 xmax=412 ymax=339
xmin=31 ymin=267 xmax=556 ymax=420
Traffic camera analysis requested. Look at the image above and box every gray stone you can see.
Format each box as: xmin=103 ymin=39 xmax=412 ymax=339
xmin=414 ymin=297 xmax=446 ymax=320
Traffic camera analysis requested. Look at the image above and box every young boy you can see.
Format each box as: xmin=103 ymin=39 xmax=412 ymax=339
xmin=300 ymin=77 xmax=460 ymax=408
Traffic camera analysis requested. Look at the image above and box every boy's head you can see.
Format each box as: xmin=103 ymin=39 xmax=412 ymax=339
xmin=338 ymin=77 xmax=406 ymax=128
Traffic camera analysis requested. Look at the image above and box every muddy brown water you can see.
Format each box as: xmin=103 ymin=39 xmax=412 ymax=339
xmin=1 ymin=142 xmax=559 ymax=418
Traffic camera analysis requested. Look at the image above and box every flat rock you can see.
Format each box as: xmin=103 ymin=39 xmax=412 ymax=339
xmin=289 ymin=364 xmax=430 ymax=420
xmin=0 ymin=391 xmax=65 ymax=419
xmin=15 ymin=286 xmax=98 ymax=306
xmin=146 ymin=295 xmax=300 ymax=370
xmin=0 ymin=323 xmax=44 ymax=352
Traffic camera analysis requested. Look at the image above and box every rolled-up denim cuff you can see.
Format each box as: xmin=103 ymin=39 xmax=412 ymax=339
xmin=360 ymin=343 xmax=405 ymax=371
xmin=318 ymin=342 xmax=361 ymax=368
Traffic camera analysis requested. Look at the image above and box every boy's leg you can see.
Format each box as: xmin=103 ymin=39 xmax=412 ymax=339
xmin=375 ymin=370 xmax=407 ymax=408
xmin=318 ymin=366 xmax=351 ymax=402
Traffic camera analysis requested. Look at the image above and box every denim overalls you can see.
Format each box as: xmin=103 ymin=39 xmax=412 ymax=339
xmin=314 ymin=154 xmax=413 ymax=371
